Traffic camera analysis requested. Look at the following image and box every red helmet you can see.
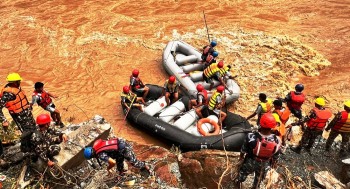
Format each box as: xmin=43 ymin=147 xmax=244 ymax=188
xmin=218 ymin=61 xmax=224 ymax=68
xmin=217 ymin=85 xmax=225 ymax=93
xmin=259 ymin=113 xmax=277 ymax=129
xmin=123 ymin=86 xmax=130 ymax=93
xmin=132 ymin=69 xmax=139 ymax=77
xmin=169 ymin=76 xmax=176 ymax=84
xmin=36 ymin=114 xmax=51 ymax=125
xmin=196 ymin=84 xmax=204 ymax=92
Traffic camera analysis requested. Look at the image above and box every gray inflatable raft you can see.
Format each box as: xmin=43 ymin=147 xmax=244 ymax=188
xmin=162 ymin=40 xmax=240 ymax=103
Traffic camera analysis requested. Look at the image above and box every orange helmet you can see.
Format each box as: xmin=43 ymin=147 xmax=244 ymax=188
xmin=259 ymin=113 xmax=277 ymax=129
xmin=196 ymin=84 xmax=204 ymax=92
xmin=218 ymin=61 xmax=224 ymax=68
xmin=169 ymin=76 xmax=176 ymax=84
xmin=217 ymin=85 xmax=225 ymax=93
xmin=36 ymin=114 xmax=51 ymax=125
xmin=132 ymin=69 xmax=139 ymax=77
xmin=123 ymin=86 xmax=130 ymax=93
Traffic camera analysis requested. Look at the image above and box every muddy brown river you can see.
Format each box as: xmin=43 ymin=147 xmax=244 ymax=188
xmin=1 ymin=0 xmax=349 ymax=146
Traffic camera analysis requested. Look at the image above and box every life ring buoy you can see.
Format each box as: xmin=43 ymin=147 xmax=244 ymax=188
xmin=197 ymin=118 xmax=220 ymax=136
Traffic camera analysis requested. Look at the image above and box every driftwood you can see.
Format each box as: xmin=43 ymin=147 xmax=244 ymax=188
xmin=16 ymin=164 xmax=33 ymax=189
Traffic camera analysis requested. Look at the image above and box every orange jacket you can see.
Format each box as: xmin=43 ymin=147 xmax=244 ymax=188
xmin=306 ymin=108 xmax=332 ymax=130
xmin=332 ymin=111 xmax=350 ymax=132
xmin=1 ymin=86 xmax=30 ymax=114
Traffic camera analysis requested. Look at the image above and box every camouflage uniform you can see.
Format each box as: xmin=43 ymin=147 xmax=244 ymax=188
xmin=30 ymin=127 xmax=64 ymax=163
xmin=298 ymin=127 xmax=323 ymax=150
xmin=0 ymin=90 xmax=36 ymax=132
xmin=97 ymin=138 xmax=146 ymax=173
xmin=325 ymin=130 xmax=350 ymax=151
xmin=238 ymin=132 xmax=281 ymax=188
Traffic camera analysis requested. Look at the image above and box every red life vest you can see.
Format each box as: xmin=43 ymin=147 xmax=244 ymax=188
xmin=252 ymin=134 xmax=278 ymax=161
xmin=306 ymin=108 xmax=332 ymax=130
xmin=197 ymin=90 xmax=208 ymax=105
xmin=332 ymin=111 xmax=350 ymax=132
xmin=203 ymin=45 xmax=210 ymax=56
xmin=205 ymin=55 xmax=215 ymax=64
xmin=93 ymin=139 xmax=119 ymax=155
xmin=32 ymin=90 xmax=52 ymax=109
xmin=287 ymin=91 xmax=305 ymax=110
xmin=130 ymin=76 xmax=141 ymax=89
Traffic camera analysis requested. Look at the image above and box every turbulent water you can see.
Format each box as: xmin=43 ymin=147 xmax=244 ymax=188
xmin=0 ymin=0 xmax=349 ymax=145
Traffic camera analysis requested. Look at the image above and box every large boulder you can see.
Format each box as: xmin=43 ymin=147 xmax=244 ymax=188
xmin=178 ymin=149 xmax=240 ymax=189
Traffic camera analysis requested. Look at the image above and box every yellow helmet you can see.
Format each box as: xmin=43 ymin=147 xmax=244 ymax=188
xmin=315 ymin=97 xmax=325 ymax=106
xmin=6 ymin=73 xmax=22 ymax=82
xmin=344 ymin=100 xmax=350 ymax=108
xmin=272 ymin=113 xmax=282 ymax=126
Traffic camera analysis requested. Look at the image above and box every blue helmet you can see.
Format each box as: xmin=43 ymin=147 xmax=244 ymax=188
xmin=84 ymin=147 xmax=93 ymax=159
xmin=295 ymin=83 xmax=304 ymax=92
xmin=212 ymin=51 xmax=219 ymax=57
xmin=210 ymin=41 xmax=217 ymax=47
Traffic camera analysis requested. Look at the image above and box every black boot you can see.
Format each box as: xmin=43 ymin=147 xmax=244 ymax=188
xmin=290 ymin=146 xmax=302 ymax=154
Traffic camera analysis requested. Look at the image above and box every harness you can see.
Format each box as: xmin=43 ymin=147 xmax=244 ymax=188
xmin=121 ymin=92 xmax=136 ymax=108
xmin=1 ymin=85 xmax=30 ymax=114
xmin=130 ymin=76 xmax=142 ymax=89
xmin=32 ymin=90 xmax=52 ymax=109
xmin=165 ymin=80 xmax=178 ymax=93
xmin=197 ymin=90 xmax=208 ymax=105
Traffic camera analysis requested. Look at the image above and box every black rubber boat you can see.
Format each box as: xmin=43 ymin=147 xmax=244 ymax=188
xmin=122 ymin=84 xmax=251 ymax=152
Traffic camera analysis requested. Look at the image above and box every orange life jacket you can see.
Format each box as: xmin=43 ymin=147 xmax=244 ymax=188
xmin=273 ymin=107 xmax=291 ymax=125
xmin=332 ymin=111 xmax=350 ymax=132
xmin=32 ymin=90 xmax=52 ymax=109
xmin=93 ymin=139 xmax=119 ymax=155
xmin=253 ymin=133 xmax=279 ymax=161
xmin=197 ymin=90 xmax=208 ymax=105
xmin=0 ymin=86 xmax=30 ymax=114
xmin=287 ymin=91 xmax=305 ymax=110
xmin=306 ymin=108 xmax=332 ymax=130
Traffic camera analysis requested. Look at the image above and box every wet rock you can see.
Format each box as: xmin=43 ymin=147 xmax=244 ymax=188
xmin=178 ymin=150 xmax=240 ymax=189
xmin=314 ymin=171 xmax=345 ymax=189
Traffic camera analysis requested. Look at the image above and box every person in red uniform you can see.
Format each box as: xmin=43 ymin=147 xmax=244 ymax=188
xmin=325 ymin=100 xmax=350 ymax=155
xmin=284 ymin=84 xmax=305 ymax=119
xmin=129 ymin=69 xmax=149 ymax=102
xmin=83 ymin=138 xmax=150 ymax=176
xmin=290 ymin=97 xmax=332 ymax=154
xmin=31 ymin=82 xmax=64 ymax=128
xmin=236 ymin=113 xmax=281 ymax=188
xmin=163 ymin=76 xmax=180 ymax=106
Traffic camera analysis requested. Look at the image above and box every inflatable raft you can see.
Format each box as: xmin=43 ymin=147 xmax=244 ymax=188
xmin=123 ymin=85 xmax=251 ymax=152
xmin=162 ymin=40 xmax=240 ymax=104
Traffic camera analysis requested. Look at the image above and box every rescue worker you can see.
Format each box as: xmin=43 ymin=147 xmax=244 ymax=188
xmin=325 ymin=100 xmax=350 ymax=155
xmin=284 ymin=84 xmax=305 ymax=119
xmin=203 ymin=61 xmax=224 ymax=90
xmin=189 ymin=84 xmax=208 ymax=118
xmin=121 ymin=86 xmax=145 ymax=112
xmin=290 ymin=97 xmax=332 ymax=154
xmin=31 ymin=82 xmax=64 ymax=128
xmin=83 ymin=138 xmax=150 ymax=176
xmin=201 ymin=40 xmax=217 ymax=61
xmin=129 ymin=69 xmax=149 ymax=101
xmin=272 ymin=99 xmax=291 ymax=125
xmin=163 ymin=76 xmax=180 ymax=106
xmin=30 ymin=114 xmax=68 ymax=167
xmin=236 ymin=113 xmax=281 ymax=189
xmin=0 ymin=73 xmax=36 ymax=133
xmin=203 ymin=51 xmax=218 ymax=70
xmin=246 ymin=93 xmax=273 ymax=126
xmin=272 ymin=113 xmax=286 ymax=145
xmin=207 ymin=85 xmax=226 ymax=122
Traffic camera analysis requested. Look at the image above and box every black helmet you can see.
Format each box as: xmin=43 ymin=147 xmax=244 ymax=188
xmin=34 ymin=82 xmax=44 ymax=89
xmin=295 ymin=84 xmax=304 ymax=92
